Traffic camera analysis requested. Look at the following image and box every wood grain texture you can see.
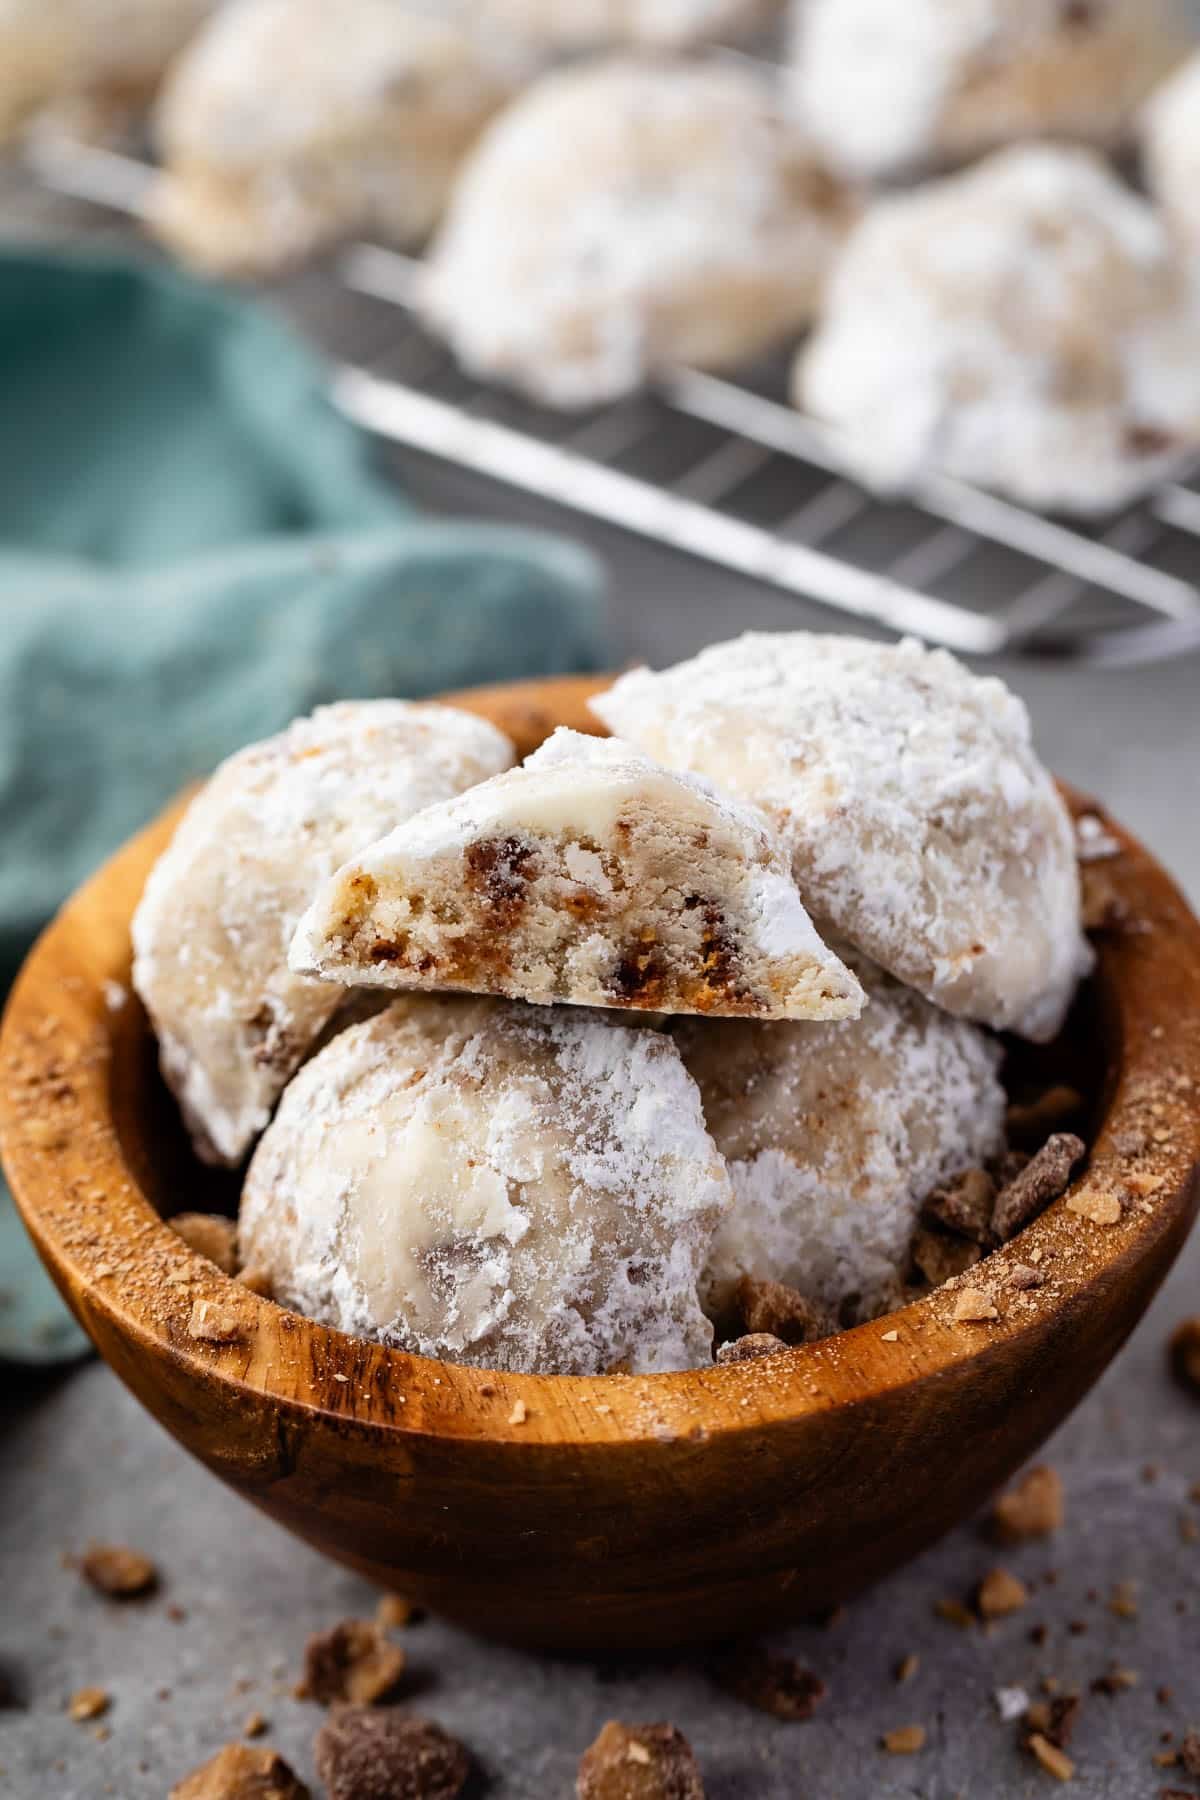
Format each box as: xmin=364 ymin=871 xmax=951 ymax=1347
xmin=2 ymin=673 xmax=1199 ymax=1652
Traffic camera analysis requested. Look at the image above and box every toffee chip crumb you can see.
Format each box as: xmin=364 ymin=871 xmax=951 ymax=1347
xmin=1066 ymin=1188 xmax=1123 ymax=1226
xmin=953 ymin=1286 xmax=999 ymax=1322
xmin=711 ymin=1647 xmax=827 ymax=1720
xmin=80 ymin=1543 xmax=158 ymax=1600
xmin=315 ymin=1704 xmax=470 ymax=1800
xmin=67 ymin=1687 xmax=109 ymax=1722
xmin=715 ymin=1333 xmax=788 ymax=1365
xmin=1025 ymin=1695 xmax=1081 ymax=1751
xmin=242 ymin=1712 xmax=268 ymax=1738
xmin=922 ymin=1166 xmax=996 ymax=1243
xmin=1027 ymin=1733 xmax=1075 ymax=1781
xmin=1091 ymin=1667 xmax=1139 ymax=1695
xmin=1169 ymin=1319 xmax=1200 ymax=1394
xmin=299 ymin=1621 xmax=406 ymax=1707
xmin=731 ymin=1275 xmax=834 ymax=1346
xmin=169 ymin=1213 xmax=239 ymax=1275
xmin=376 ymin=1595 xmax=421 ymax=1630
xmin=992 ymin=1466 xmax=1065 ymax=1543
xmin=991 ymin=1135 xmax=1085 ymax=1241
xmin=169 ymin=1743 xmax=310 ymax=1799
xmin=977 ymin=1568 xmax=1030 ymax=1618
xmin=881 ymin=1725 xmax=925 ymax=1754
xmin=576 ymin=1720 xmax=705 ymax=1799
xmin=1178 ymin=1730 xmax=1200 ymax=1776
xmin=187 ymin=1297 xmax=245 ymax=1343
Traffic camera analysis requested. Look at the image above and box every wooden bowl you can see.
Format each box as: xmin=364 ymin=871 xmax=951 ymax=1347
xmin=3 ymin=674 xmax=1199 ymax=1654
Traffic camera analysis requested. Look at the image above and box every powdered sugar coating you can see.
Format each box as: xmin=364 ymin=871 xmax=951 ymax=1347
xmin=0 ymin=0 xmax=216 ymax=141
xmin=471 ymin=0 xmax=781 ymax=48
xmin=149 ymin=0 xmax=527 ymax=274
xmin=787 ymin=0 xmax=1186 ymax=181
xmin=796 ymin=144 xmax=1200 ymax=515
xmin=421 ymin=56 xmax=855 ymax=407
xmin=676 ymin=960 xmax=1006 ymax=1322
xmin=240 ymin=997 xmax=732 ymax=1374
xmin=291 ymin=727 xmax=863 ymax=1020
xmin=132 ymin=701 xmax=514 ymax=1166
xmin=1143 ymin=51 xmax=1200 ymax=256
xmin=591 ymin=632 xmax=1091 ymax=1041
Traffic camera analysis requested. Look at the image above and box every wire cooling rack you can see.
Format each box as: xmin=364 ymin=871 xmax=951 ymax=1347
xmin=11 ymin=134 xmax=1200 ymax=666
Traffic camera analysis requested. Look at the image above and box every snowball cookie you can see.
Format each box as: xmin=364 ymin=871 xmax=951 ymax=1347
xmin=421 ymin=56 xmax=854 ymax=407
xmin=675 ymin=967 xmax=1006 ymax=1324
xmin=239 ymin=997 xmax=733 ymax=1374
xmin=0 ymin=0 xmax=215 ymax=143
xmin=788 ymin=0 xmax=1187 ymax=181
xmin=149 ymin=0 xmax=527 ymax=276
xmin=796 ymin=145 xmax=1200 ymax=515
xmin=132 ymin=701 xmax=514 ymax=1166
xmin=591 ymin=633 xmax=1092 ymax=1042
xmin=1143 ymin=52 xmax=1200 ymax=256
xmin=470 ymin=0 xmax=781 ymax=50
xmin=291 ymin=727 xmax=863 ymax=1021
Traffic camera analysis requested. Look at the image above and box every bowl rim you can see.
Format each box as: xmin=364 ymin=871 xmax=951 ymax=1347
xmin=2 ymin=672 xmax=1199 ymax=1453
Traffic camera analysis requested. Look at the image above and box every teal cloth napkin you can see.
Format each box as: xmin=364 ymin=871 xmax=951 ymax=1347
xmin=0 ymin=248 xmax=609 ymax=1363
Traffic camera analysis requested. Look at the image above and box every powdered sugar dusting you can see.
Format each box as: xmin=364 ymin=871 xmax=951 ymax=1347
xmin=240 ymin=996 xmax=732 ymax=1374
xmin=592 ymin=631 xmax=1091 ymax=1040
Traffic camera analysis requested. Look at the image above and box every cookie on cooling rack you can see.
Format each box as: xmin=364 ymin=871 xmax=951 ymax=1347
xmin=132 ymin=700 xmax=514 ymax=1166
xmin=796 ymin=144 xmax=1200 ymax=517
xmin=421 ymin=56 xmax=854 ymax=407
xmin=675 ymin=961 xmax=1006 ymax=1328
xmin=147 ymin=0 xmax=528 ymax=275
xmin=239 ymin=996 xmax=733 ymax=1374
xmin=788 ymin=0 xmax=1187 ymax=180
xmin=290 ymin=726 xmax=863 ymax=1022
xmin=592 ymin=630 xmax=1093 ymax=1043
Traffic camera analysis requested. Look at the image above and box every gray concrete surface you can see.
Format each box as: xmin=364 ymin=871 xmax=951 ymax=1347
xmin=2 ymin=487 xmax=1199 ymax=1798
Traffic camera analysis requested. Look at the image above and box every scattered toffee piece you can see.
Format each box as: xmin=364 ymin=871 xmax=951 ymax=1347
xmin=576 ymin=1720 xmax=705 ymax=1799
xmin=1168 ymin=1319 xmax=1200 ymax=1394
xmin=992 ymin=1467 xmax=1065 ymax=1543
xmin=1091 ymin=1667 xmax=1138 ymax=1695
xmin=952 ymin=1286 xmax=998 ymax=1323
xmin=1026 ymin=1733 xmax=1075 ymax=1782
xmin=881 ymin=1725 xmax=925 ymax=1754
xmin=1006 ymin=1087 xmax=1084 ymax=1150
xmin=67 ymin=1686 xmax=109 ymax=1722
xmin=1024 ymin=1694 xmax=1081 ymax=1751
xmin=711 ymin=1647 xmax=826 ymax=1720
xmin=977 ymin=1568 xmax=1029 ymax=1619
xmin=376 ymin=1594 xmax=422 ymax=1630
xmin=1066 ymin=1188 xmax=1123 ymax=1227
xmin=921 ymin=1167 xmax=996 ymax=1244
xmin=169 ymin=1213 xmax=238 ymax=1275
xmin=169 ymin=1742 xmax=310 ymax=1800
xmin=243 ymin=1712 xmax=268 ymax=1738
xmin=731 ymin=1275 xmax=834 ymax=1347
xmin=80 ymin=1543 xmax=159 ymax=1600
xmin=1178 ymin=1730 xmax=1200 ymax=1776
xmin=895 ymin=1654 xmax=919 ymax=1684
xmin=187 ymin=1297 xmax=245 ymax=1343
xmin=314 ymin=1705 xmax=470 ymax=1800
xmin=299 ymin=1621 xmax=406 ymax=1707
xmin=991 ymin=1135 xmax=1085 ymax=1241
xmin=715 ymin=1333 xmax=788 ymax=1365
xmin=1109 ymin=1580 xmax=1139 ymax=1619
xmin=911 ymin=1227 xmax=981 ymax=1287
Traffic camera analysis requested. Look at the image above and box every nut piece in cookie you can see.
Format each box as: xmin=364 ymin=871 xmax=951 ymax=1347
xmin=593 ymin=632 xmax=1091 ymax=1040
xmin=314 ymin=1704 xmax=470 ymax=1800
xmin=132 ymin=700 xmax=513 ymax=1166
xmin=292 ymin=729 xmax=860 ymax=1022
xmin=577 ymin=1720 xmax=705 ymax=1799
xmin=169 ymin=1743 xmax=310 ymax=1799
xmin=240 ymin=997 xmax=732 ymax=1376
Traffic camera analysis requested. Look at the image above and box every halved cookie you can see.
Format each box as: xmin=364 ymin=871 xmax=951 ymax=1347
xmin=290 ymin=728 xmax=862 ymax=1020
xmin=132 ymin=700 xmax=514 ymax=1165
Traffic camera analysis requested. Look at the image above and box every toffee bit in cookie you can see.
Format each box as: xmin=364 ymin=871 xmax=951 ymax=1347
xmin=169 ymin=1742 xmax=310 ymax=1800
xmin=922 ymin=1166 xmax=996 ymax=1243
xmin=1006 ymin=1088 xmax=1085 ymax=1150
xmin=576 ymin=1720 xmax=705 ymax=1799
xmin=731 ymin=1275 xmax=836 ymax=1347
xmin=715 ymin=1333 xmax=789 ymax=1365
xmin=991 ymin=1134 xmax=1086 ymax=1241
xmin=977 ymin=1568 xmax=1030 ymax=1618
xmin=299 ymin=1620 xmax=406 ymax=1707
xmin=953 ymin=1286 xmax=999 ymax=1323
xmin=1168 ymin=1318 xmax=1200 ymax=1394
xmin=315 ymin=1704 xmax=470 ymax=1800
xmin=187 ymin=1296 xmax=245 ymax=1343
xmin=711 ymin=1647 xmax=827 ymax=1721
xmin=911 ymin=1227 xmax=982 ymax=1287
xmin=169 ymin=1213 xmax=239 ymax=1275
xmin=992 ymin=1466 xmax=1065 ymax=1543
xmin=80 ymin=1543 xmax=159 ymax=1600
xmin=881 ymin=1725 xmax=925 ymax=1754
xmin=67 ymin=1687 xmax=109 ymax=1722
